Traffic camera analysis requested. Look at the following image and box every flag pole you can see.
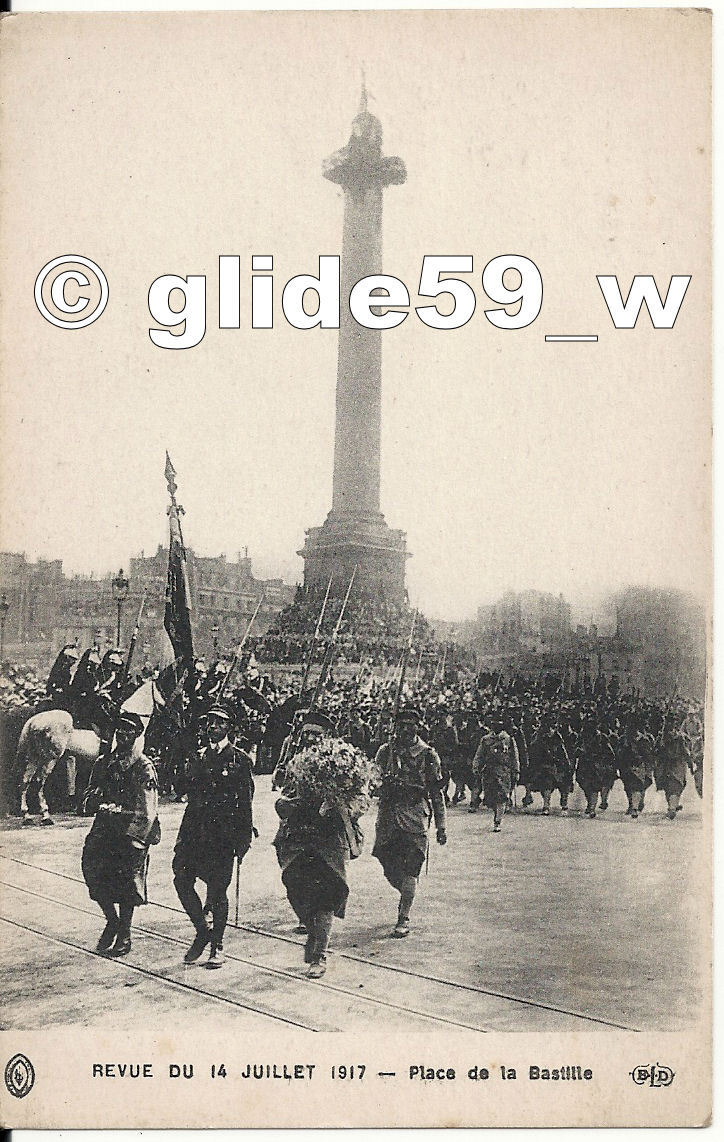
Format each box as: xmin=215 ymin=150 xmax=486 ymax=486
xmin=164 ymin=453 xmax=197 ymax=712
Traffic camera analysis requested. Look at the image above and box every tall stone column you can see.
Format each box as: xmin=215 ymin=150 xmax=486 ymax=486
xmin=299 ymin=92 xmax=409 ymax=599
xmin=323 ymin=92 xmax=406 ymax=519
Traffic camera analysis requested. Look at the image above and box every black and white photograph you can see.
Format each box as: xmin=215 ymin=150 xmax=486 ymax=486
xmin=0 ymin=5 xmax=711 ymax=1128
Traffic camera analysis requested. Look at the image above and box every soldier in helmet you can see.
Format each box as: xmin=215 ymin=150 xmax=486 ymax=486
xmin=81 ymin=711 xmax=160 ymax=957
xmin=372 ymin=706 xmax=447 ymax=938
xmin=172 ymin=704 xmax=255 ymax=968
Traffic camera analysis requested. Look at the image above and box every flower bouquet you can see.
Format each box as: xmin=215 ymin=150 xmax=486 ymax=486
xmin=287 ymin=735 xmax=379 ymax=817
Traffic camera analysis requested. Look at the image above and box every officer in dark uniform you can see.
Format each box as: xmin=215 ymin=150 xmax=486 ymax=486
xmin=81 ymin=711 xmax=160 ymax=957
xmin=173 ymin=704 xmax=255 ymax=968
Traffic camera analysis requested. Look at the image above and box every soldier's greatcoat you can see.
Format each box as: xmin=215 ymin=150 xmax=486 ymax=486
xmin=576 ymin=728 xmax=617 ymax=796
xmin=473 ymin=729 xmax=520 ymax=807
xmin=81 ymin=749 xmax=159 ymax=906
xmin=655 ymin=731 xmax=689 ymax=797
xmin=274 ymin=795 xmax=352 ymax=920
xmin=528 ymin=727 xmax=572 ymax=793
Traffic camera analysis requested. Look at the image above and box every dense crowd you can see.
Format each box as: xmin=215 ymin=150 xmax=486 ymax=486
xmin=2 ymin=625 xmax=705 ymax=824
xmin=1 ymin=622 xmax=706 ymax=973
xmin=249 ymin=586 xmax=475 ymax=669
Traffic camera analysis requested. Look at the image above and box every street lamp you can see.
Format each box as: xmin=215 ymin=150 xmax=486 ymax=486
xmin=112 ymin=568 xmax=129 ymax=648
xmin=0 ymin=593 xmax=10 ymax=663
xmin=210 ymin=624 xmax=220 ymax=658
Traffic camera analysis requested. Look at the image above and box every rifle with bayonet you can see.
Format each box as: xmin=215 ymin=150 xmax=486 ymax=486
xmin=215 ymin=592 xmax=266 ymax=704
xmin=389 ymin=609 xmax=417 ymax=750
xmin=277 ymin=576 xmax=333 ymax=772
xmin=307 ymin=567 xmax=357 ymax=713
xmin=274 ymin=569 xmax=356 ymax=785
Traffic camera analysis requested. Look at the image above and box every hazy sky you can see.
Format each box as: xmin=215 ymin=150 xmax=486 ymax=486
xmin=0 ymin=9 xmax=710 ymax=619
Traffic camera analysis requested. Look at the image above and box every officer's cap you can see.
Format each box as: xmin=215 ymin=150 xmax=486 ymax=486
xmin=300 ymin=709 xmax=335 ymax=733
xmin=397 ymin=705 xmax=421 ymax=723
xmin=206 ymin=704 xmax=233 ymax=723
xmin=117 ymin=711 xmax=144 ymax=738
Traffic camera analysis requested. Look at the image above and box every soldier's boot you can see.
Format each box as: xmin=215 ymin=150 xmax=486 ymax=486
xmin=666 ymin=792 xmax=680 ymax=820
xmin=541 ymin=791 xmax=551 ymax=816
xmin=600 ymin=787 xmax=611 ymax=811
xmin=493 ymin=805 xmax=504 ymax=832
xmin=307 ymin=911 xmax=333 ymax=978
xmin=95 ymin=899 xmax=119 ymax=954
xmin=108 ymin=903 xmax=134 ymax=957
xmin=586 ymin=793 xmax=598 ymax=818
xmin=206 ymin=944 xmax=226 ymax=968
xmin=559 ymin=794 xmax=569 ymax=816
xmin=206 ymin=897 xmax=229 ymax=968
xmin=184 ymin=928 xmax=211 ymax=963
xmin=304 ymin=916 xmax=316 ymax=963
xmin=393 ymin=876 xmax=416 ymax=938
xmin=522 ymin=789 xmax=533 ymax=808
xmin=175 ymin=873 xmax=209 ymax=958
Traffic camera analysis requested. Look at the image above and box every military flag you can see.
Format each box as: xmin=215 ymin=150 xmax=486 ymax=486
xmin=164 ymin=453 xmax=195 ymax=697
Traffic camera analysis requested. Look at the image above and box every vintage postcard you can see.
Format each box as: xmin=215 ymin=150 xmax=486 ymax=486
xmin=0 ymin=6 xmax=711 ymax=1129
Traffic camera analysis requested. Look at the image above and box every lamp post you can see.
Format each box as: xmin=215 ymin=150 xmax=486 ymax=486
xmin=0 ymin=593 xmax=10 ymax=663
xmin=112 ymin=568 xmax=129 ymax=648
xmin=210 ymin=624 xmax=220 ymax=658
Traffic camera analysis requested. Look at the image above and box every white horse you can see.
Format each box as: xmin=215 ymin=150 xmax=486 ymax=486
xmin=16 ymin=680 xmax=161 ymax=825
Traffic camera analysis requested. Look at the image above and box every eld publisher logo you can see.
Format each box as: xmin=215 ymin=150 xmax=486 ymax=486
xmin=630 ymin=1063 xmax=675 ymax=1088
xmin=5 ymin=1053 xmax=35 ymax=1099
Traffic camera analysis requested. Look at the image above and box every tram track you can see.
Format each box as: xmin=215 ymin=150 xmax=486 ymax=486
xmin=0 ymin=912 xmax=322 ymax=1030
xmin=0 ymin=875 xmax=490 ymax=1032
xmin=0 ymin=850 xmax=641 ymax=1031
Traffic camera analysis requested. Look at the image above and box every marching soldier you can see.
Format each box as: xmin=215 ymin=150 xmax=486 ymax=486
xmin=655 ymin=719 xmax=689 ymax=819
xmin=372 ymin=706 xmax=447 ymax=938
xmin=470 ymin=714 xmax=519 ymax=831
xmin=526 ymin=712 xmax=573 ymax=815
xmin=81 ymin=711 xmax=160 ymax=957
xmin=618 ymin=715 xmax=655 ymax=818
xmin=173 ymin=704 xmax=255 ymax=967
xmin=272 ymin=711 xmax=360 ymax=978
xmin=576 ymin=717 xmax=617 ymax=818
xmin=272 ymin=709 xmax=333 ymax=934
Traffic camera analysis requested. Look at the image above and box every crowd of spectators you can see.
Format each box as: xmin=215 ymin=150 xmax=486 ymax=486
xmin=250 ymin=585 xmax=474 ymax=669
xmin=0 ymin=663 xmax=46 ymax=711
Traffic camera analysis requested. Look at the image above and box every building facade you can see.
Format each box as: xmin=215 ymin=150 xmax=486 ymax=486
xmin=0 ymin=548 xmax=295 ymax=668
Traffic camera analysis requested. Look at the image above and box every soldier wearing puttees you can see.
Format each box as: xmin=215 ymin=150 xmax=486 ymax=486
xmin=372 ymin=706 xmax=447 ymax=938
xmin=173 ymin=705 xmax=255 ymax=968
xmin=470 ymin=716 xmax=520 ymax=832
xmin=81 ymin=711 xmax=160 ymax=958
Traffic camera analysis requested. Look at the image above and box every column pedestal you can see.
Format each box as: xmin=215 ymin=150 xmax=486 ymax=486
xmin=299 ymin=511 xmax=408 ymax=601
